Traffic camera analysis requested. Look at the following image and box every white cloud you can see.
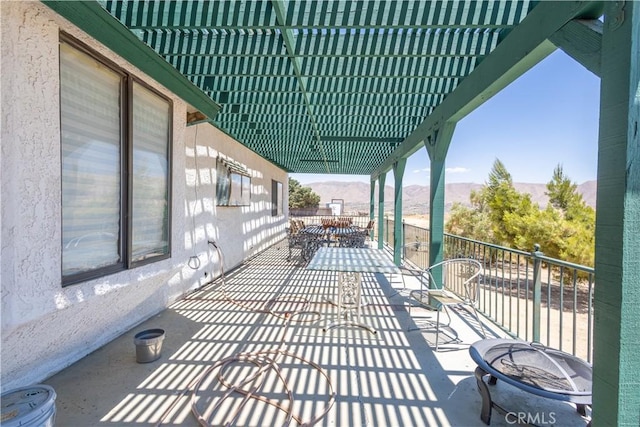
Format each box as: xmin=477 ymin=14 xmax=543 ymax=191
xmin=413 ymin=168 xmax=430 ymax=173
xmin=446 ymin=167 xmax=470 ymax=174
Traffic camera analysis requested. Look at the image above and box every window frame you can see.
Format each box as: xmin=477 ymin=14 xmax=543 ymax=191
xmin=272 ymin=180 xmax=283 ymax=216
xmin=216 ymin=158 xmax=251 ymax=207
xmin=128 ymin=79 xmax=173 ymax=268
xmin=60 ymin=34 xmax=172 ymax=286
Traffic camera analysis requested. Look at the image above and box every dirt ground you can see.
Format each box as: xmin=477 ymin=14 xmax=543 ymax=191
xmin=386 ymin=214 xmax=431 ymax=230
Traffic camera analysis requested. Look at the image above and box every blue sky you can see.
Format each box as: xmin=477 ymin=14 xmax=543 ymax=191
xmin=291 ymin=50 xmax=600 ymax=187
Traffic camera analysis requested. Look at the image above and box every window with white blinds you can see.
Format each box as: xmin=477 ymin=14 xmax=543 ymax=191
xmin=60 ymin=38 xmax=171 ymax=285
xmin=60 ymin=42 xmax=123 ymax=279
xmin=132 ymin=83 xmax=170 ymax=262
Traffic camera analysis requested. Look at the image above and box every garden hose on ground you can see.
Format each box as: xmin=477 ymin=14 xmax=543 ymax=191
xmin=155 ymin=241 xmax=335 ymax=427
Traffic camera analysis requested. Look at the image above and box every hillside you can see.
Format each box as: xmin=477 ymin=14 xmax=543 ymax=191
xmin=305 ymin=180 xmax=597 ymax=214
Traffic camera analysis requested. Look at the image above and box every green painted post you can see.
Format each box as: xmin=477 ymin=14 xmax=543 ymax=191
xmin=428 ymin=159 xmax=445 ymax=265
xmin=592 ymin=3 xmax=640 ymax=425
xmin=385 ymin=216 xmax=389 ymax=245
xmin=423 ymin=123 xmax=456 ymax=286
xmin=369 ymin=180 xmax=375 ymax=241
xmin=531 ymin=244 xmax=543 ymax=343
xmin=393 ymin=159 xmax=406 ymax=265
xmin=428 ymin=158 xmax=445 ymax=287
xmin=377 ymin=173 xmax=386 ymax=250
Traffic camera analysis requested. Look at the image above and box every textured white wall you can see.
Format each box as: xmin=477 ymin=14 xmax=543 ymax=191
xmin=0 ymin=2 xmax=287 ymax=391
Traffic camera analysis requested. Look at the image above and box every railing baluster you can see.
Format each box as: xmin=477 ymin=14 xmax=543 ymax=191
xmin=524 ymin=257 xmax=531 ymax=341
xmin=587 ymin=274 xmax=594 ymax=363
xmin=482 ymin=245 xmax=488 ymax=313
xmin=559 ymin=265 xmax=565 ymax=351
xmin=573 ymin=268 xmax=578 ymax=356
xmin=501 ymin=250 xmax=505 ymax=326
xmin=489 ymin=247 xmax=494 ymax=320
xmin=546 ymin=265 xmax=552 ymax=348
xmin=532 ymin=244 xmax=543 ymax=343
xmin=508 ymin=251 xmax=513 ymax=332
xmin=515 ymin=253 xmax=521 ymax=338
xmin=402 ymin=220 xmax=406 ymax=250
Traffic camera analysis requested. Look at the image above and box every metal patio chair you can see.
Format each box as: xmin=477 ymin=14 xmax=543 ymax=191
xmin=336 ymin=229 xmax=367 ymax=248
xmin=408 ymin=258 xmax=486 ymax=350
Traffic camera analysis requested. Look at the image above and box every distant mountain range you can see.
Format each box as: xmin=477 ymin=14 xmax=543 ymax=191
xmin=305 ymin=180 xmax=597 ymax=215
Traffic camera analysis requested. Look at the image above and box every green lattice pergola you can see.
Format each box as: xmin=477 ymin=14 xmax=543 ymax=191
xmin=42 ymin=2 xmax=640 ymax=425
xmin=127 ymin=0 xmax=532 ymax=174
xmin=44 ymin=0 xmax=600 ymax=176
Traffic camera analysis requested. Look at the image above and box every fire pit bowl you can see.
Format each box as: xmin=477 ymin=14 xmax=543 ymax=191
xmin=469 ymin=339 xmax=592 ymax=425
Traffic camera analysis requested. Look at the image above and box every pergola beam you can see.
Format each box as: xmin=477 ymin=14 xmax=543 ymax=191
xmin=371 ymin=0 xmax=604 ymax=181
xmin=271 ymin=0 xmax=330 ymax=173
xmin=549 ymin=19 xmax=603 ymax=77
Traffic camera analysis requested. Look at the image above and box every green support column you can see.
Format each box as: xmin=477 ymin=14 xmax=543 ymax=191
xmin=369 ymin=179 xmax=375 ymax=241
xmin=592 ymin=3 xmax=640 ymax=425
xmin=393 ymin=159 xmax=407 ymax=265
xmin=423 ymin=123 xmax=457 ymax=270
xmin=377 ymin=173 xmax=386 ymax=250
xmin=427 ymin=157 xmax=446 ymax=269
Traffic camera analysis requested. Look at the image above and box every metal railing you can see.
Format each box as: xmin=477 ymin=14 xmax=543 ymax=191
xmin=383 ymin=217 xmax=595 ymax=363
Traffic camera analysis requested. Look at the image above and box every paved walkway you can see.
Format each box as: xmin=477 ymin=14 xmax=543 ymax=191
xmin=45 ymin=241 xmax=591 ymax=426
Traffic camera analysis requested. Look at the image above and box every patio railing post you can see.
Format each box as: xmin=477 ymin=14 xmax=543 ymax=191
xmin=385 ymin=215 xmax=389 ymax=246
xmin=382 ymin=216 xmax=385 ymax=245
xmin=532 ymin=244 xmax=543 ymax=342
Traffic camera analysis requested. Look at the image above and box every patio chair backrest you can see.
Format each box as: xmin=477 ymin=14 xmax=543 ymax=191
xmin=427 ymin=258 xmax=483 ymax=304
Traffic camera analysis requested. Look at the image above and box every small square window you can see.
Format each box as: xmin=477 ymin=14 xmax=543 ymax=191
xmin=216 ymin=157 xmax=250 ymax=207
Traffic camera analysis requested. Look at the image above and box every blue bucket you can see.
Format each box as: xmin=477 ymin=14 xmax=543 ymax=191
xmin=1 ymin=384 xmax=56 ymax=427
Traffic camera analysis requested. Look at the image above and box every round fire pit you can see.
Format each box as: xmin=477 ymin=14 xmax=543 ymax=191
xmin=469 ymin=339 xmax=592 ymax=425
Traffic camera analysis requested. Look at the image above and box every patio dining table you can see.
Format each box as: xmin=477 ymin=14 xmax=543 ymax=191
xmin=306 ymin=247 xmax=400 ymax=334
xmin=294 ymin=225 xmax=367 ymax=261
xmin=301 ymin=225 xmax=363 ymax=239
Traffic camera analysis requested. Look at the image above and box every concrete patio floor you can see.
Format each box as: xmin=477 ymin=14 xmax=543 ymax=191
xmin=45 ymin=241 xmax=592 ymax=426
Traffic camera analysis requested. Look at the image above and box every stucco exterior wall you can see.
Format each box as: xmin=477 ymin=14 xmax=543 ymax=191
xmin=0 ymin=2 xmax=287 ymax=391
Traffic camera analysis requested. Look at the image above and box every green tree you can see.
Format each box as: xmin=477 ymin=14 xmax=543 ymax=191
xmin=288 ymin=178 xmax=320 ymax=209
xmin=504 ymin=204 xmax=566 ymax=257
xmin=445 ymin=159 xmax=595 ymax=267
xmin=480 ymin=159 xmax=538 ymax=247
xmin=544 ymin=164 xmax=595 ymax=266
xmin=446 ymin=190 xmax=494 ymax=243
xmin=546 ymin=165 xmax=581 ymax=212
